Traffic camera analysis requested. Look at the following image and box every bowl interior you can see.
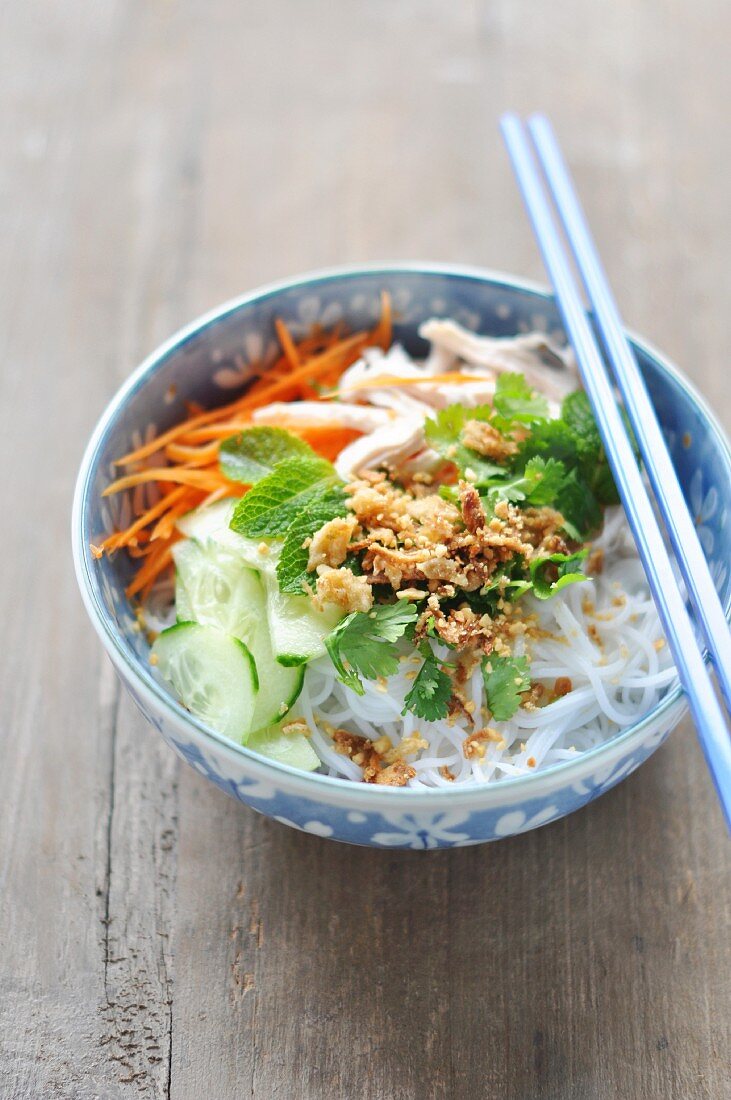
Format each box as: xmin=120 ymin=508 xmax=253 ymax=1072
xmin=77 ymin=267 xmax=731 ymax=755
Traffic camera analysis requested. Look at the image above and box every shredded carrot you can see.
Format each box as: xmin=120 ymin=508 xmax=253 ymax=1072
xmin=97 ymin=486 xmax=188 ymax=553
xmin=345 ymin=370 xmax=485 ymax=392
xmin=95 ymin=293 xmax=393 ymax=596
xmin=150 ymin=497 xmax=199 ymax=541
xmin=103 ymin=467 xmax=237 ymax=496
xmin=126 ymin=541 xmax=177 ymax=598
xmin=290 ymin=425 xmax=362 ymax=461
xmin=275 ymin=318 xmax=302 ymax=370
xmin=164 ymin=440 xmax=223 ymax=465
xmin=371 ymin=289 xmax=393 ymax=351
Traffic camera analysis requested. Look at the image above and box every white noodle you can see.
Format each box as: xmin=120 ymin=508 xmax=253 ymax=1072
xmin=293 ymin=507 xmax=676 ymax=788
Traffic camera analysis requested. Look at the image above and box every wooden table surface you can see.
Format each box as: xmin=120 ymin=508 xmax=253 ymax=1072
xmin=2 ymin=2 xmax=730 ymax=1097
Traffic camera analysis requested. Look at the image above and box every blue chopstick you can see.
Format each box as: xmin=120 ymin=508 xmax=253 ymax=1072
xmin=500 ymin=112 xmax=731 ymax=830
xmin=528 ymin=113 xmax=731 ymax=717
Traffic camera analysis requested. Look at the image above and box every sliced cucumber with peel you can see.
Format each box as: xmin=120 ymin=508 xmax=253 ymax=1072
xmin=151 ymin=622 xmax=258 ymax=741
xmin=173 ymin=539 xmax=261 ymax=639
xmin=247 ymin=725 xmax=320 ymax=771
xmin=176 ymin=499 xmax=345 ymax=665
xmin=262 ymin=574 xmax=343 ymax=666
xmin=172 ymin=536 xmax=303 ymax=733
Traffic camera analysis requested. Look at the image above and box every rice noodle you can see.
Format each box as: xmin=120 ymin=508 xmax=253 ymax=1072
xmin=293 ymin=506 xmax=676 ymax=788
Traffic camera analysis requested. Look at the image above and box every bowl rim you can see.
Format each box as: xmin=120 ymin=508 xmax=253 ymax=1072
xmin=72 ymin=261 xmax=731 ymax=803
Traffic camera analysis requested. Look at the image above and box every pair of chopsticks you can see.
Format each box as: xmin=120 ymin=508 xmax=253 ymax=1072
xmin=500 ymin=113 xmax=731 ymax=830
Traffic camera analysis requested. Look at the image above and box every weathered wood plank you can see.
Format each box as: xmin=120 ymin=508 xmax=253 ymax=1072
xmin=1 ymin=0 xmax=729 ymax=1098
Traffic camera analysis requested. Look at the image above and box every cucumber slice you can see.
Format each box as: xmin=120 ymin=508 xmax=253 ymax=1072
xmin=177 ymin=499 xmax=236 ymax=542
xmin=151 ymin=622 xmax=258 ymax=741
xmin=176 ymin=500 xmax=345 ymax=666
xmin=173 ymin=539 xmax=261 ymax=640
xmin=173 ymin=537 xmax=303 ymax=732
xmin=247 ymin=725 xmax=321 ymax=772
xmin=263 ymin=573 xmax=343 ymax=666
xmin=177 ymin=500 xmax=279 ymax=569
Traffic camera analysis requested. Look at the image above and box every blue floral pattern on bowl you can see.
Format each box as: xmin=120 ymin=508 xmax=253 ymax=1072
xmin=73 ymin=265 xmax=731 ymax=848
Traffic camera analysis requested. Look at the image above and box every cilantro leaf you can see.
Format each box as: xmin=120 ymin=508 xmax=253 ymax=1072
xmin=553 ymin=468 xmax=602 ymax=538
xmin=275 ymin=484 xmax=348 ymax=594
xmin=481 ymin=654 xmax=531 ymax=722
xmin=219 ymin=427 xmax=315 ymax=484
xmin=481 ymin=456 xmax=567 ymax=505
xmin=230 ymin=456 xmax=337 ymax=537
xmin=425 ymin=406 xmax=503 ymax=482
xmin=492 ymin=372 xmax=549 ymax=425
xmin=402 ymin=641 xmax=453 ymax=721
xmin=529 ymin=549 xmax=588 ymax=599
xmin=518 ymin=418 xmax=583 ymax=467
xmin=324 ymin=602 xmax=418 ymax=695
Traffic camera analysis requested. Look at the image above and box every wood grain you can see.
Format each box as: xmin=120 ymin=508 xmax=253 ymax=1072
xmin=0 ymin=1 xmax=729 ymax=1097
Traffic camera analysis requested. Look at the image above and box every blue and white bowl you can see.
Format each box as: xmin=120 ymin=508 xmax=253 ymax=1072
xmin=72 ymin=265 xmax=731 ymax=849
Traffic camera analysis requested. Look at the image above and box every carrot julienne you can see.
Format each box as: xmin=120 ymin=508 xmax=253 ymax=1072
xmin=95 ymin=295 xmax=393 ymax=596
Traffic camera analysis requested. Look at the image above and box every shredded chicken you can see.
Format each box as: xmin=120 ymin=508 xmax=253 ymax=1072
xmin=419 ymin=318 xmax=577 ymax=403
xmin=334 ymin=414 xmax=426 ymax=482
xmin=252 ymin=400 xmax=393 ymax=432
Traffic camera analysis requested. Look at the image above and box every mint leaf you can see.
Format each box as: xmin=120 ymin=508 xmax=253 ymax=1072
xmin=220 ymin=427 xmax=315 ymax=484
xmin=324 ymin=602 xmax=418 ymax=695
xmin=481 ymin=654 xmax=531 ymax=722
xmin=276 ymin=485 xmax=348 ymax=594
xmin=492 ymin=372 xmax=549 ymax=425
xmin=529 ymin=549 xmax=588 ymax=599
xmin=230 ymin=456 xmax=337 ymax=537
xmin=402 ymin=642 xmax=452 ymax=721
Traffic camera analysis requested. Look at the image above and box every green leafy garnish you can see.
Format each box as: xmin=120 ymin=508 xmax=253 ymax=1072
xmin=230 ymin=456 xmax=337 ymax=538
xmin=402 ymin=641 xmax=453 ymax=721
xmin=324 ymin=602 xmax=418 ymax=695
xmin=425 ymin=406 xmax=503 ymax=481
xmin=219 ymin=426 xmax=315 ymax=484
xmin=275 ymin=484 xmax=348 ymax=594
xmin=481 ymin=654 xmax=531 ymax=722
xmin=492 ymin=372 xmax=549 ymax=426
xmin=529 ymin=549 xmax=589 ymax=599
xmin=482 ymin=456 xmax=567 ymax=505
xmin=553 ymin=468 xmax=602 ymax=538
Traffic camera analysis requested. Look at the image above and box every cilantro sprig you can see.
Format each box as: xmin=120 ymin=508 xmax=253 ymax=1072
xmin=402 ymin=641 xmax=453 ymax=721
xmin=323 ymin=602 xmax=418 ymax=695
xmin=529 ymin=549 xmax=588 ymax=599
xmin=481 ymin=654 xmax=531 ymax=722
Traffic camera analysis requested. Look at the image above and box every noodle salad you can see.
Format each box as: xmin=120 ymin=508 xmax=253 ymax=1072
xmin=93 ymin=297 xmax=673 ymax=788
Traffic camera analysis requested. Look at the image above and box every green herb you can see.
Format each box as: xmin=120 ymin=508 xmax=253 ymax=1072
xmin=230 ymin=456 xmax=337 ymax=538
xmin=481 ymin=654 xmax=531 ymax=722
xmin=425 ymin=406 xmax=503 ymax=482
xmin=491 ymin=372 xmax=549 ymax=426
xmin=482 ymin=456 xmax=567 ymax=504
xmin=275 ymin=484 xmax=348 ymax=594
xmin=553 ymin=468 xmax=603 ymax=539
xmin=402 ymin=641 xmax=453 ymax=721
xmin=529 ymin=549 xmax=589 ymax=599
xmin=219 ymin=426 xmax=315 ymax=484
xmin=324 ymin=602 xmax=418 ymax=695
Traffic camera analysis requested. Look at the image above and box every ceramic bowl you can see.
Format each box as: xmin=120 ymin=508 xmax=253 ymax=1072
xmin=72 ymin=264 xmax=731 ymax=848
